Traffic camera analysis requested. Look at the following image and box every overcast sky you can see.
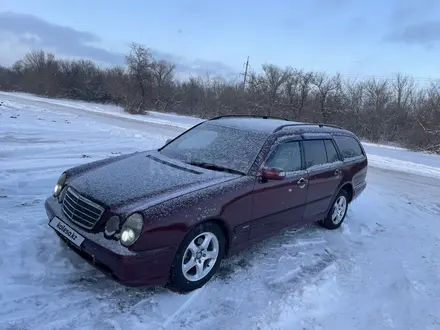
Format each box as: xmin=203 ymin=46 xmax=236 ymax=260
xmin=1 ymin=0 xmax=439 ymax=80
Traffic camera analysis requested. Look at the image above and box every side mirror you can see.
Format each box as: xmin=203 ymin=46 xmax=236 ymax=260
xmin=261 ymin=167 xmax=286 ymax=181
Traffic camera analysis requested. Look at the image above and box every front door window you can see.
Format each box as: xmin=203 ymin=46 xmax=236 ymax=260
xmin=265 ymin=141 xmax=302 ymax=172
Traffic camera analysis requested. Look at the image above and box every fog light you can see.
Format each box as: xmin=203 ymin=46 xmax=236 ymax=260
xmin=105 ymin=215 xmax=120 ymax=236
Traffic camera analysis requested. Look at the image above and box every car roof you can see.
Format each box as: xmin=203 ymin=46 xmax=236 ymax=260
xmin=206 ymin=115 xmax=353 ymax=136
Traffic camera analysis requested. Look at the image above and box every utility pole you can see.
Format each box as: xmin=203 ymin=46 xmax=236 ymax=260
xmin=242 ymin=56 xmax=249 ymax=90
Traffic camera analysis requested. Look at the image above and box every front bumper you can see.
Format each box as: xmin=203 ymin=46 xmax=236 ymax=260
xmin=45 ymin=197 xmax=174 ymax=287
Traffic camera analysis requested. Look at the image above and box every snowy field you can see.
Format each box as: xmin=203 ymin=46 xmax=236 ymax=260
xmin=1 ymin=93 xmax=440 ymax=330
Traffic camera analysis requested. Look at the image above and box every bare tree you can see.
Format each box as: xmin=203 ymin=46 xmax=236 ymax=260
xmin=151 ymin=60 xmax=176 ymax=111
xmin=125 ymin=42 xmax=154 ymax=114
xmin=262 ymin=64 xmax=291 ymax=116
xmin=388 ymin=73 xmax=415 ymax=141
xmin=1 ymin=47 xmax=440 ymax=153
xmin=312 ymin=72 xmax=339 ymax=122
xmin=341 ymin=78 xmax=365 ymax=133
xmin=410 ymin=82 xmax=440 ymax=152
xmin=363 ymin=78 xmax=393 ymax=142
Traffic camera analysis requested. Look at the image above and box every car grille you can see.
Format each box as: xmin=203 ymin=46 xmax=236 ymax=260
xmin=62 ymin=187 xmax=105 ymax=229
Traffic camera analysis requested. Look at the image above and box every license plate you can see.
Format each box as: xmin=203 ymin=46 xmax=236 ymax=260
xmin=49 ymin=217 xmax=85 ymax=247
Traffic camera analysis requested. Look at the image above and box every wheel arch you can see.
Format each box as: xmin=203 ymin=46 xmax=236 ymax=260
xmin=340 ymin=182 xmax=354 ymax=202
xmin=167 ymin=217 xmax=232 ymax=292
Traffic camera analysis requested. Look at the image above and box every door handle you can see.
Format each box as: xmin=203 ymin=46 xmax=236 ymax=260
xmin=297 ymin=177 xmax=308 ymax=188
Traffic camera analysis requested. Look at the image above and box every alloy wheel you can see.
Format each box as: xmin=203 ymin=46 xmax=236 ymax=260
xmin=331 ymin=195 xmax=347 ymax=224
xmin=181 ymin=232 xmax=219 ymax=282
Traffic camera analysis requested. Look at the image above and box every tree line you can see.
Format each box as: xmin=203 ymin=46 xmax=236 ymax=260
xmin=0 ymin=43 xmax=439 ymax=153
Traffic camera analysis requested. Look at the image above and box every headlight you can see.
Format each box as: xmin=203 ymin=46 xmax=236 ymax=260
xmin=105 ymin=215 xmax=120 ymax=237
xmin=53 ymin=172 xmax=67 ymax=197
xmin=120 ymin=213 xmax=144 ymax=247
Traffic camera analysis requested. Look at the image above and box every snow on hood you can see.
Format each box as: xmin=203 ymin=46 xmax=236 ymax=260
xmin=68 ymin=151 xmax=237 ymax=207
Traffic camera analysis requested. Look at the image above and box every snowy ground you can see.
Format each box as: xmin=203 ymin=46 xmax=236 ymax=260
xmin=1 ymin=95 xmax=440 ymax=330
xmin=0 ymin=91 xmax=202 ymax=129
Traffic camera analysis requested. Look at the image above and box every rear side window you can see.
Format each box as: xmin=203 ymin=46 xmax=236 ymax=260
xmin=303 ymin=140 xmax=327 ymax=168
xmin=266 ymin=141 xmax=302 ymax=172
xmin=324 ymin=140 xmax=340 ymax=163
xmin=334 ymin=135 xmax=364 ymax=159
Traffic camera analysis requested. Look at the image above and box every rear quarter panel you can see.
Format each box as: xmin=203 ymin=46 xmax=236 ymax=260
xmin=351 ymin=155 xmax=368 ymax=200
xmin=340 ymin=155 xmax=368 ymax=202
xmin=343 ymin=156 xmax=368 ymax=186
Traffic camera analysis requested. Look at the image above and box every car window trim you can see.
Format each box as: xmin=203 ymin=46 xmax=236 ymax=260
xmin=323 ymin=138 xmax=341 ymax=163
xmin=301 ymin=132 xmax=333 ymax=140
xmin=330 ymin=136 xmax=344 ymax=161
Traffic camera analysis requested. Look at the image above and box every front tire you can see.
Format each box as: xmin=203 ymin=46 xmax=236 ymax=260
xmin=168 ymin=222 xmax=225 ymax=293
xmin=319 ymin=189 xmax=349 ymax=230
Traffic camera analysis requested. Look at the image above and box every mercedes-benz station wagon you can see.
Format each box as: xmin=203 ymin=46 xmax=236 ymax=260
xmin=45 ymin=115 xmax=368 ymax=292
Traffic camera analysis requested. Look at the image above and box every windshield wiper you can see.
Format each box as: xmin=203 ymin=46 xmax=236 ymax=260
xmin=187 ymin=161 xmax=244 ymax=175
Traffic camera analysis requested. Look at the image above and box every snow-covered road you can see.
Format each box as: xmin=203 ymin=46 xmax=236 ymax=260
xmin=1 ymin=96 xmax=440 ymax=330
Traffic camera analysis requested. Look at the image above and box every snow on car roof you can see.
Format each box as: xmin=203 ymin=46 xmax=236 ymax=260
xmin=208 ymin=116 xmax=303 ymax=134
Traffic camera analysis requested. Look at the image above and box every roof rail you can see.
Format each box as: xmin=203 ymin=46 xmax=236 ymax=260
xmin=317 ymin=123 xmax=343 ymax=129
xmin=209 ymin=114 xmax=289 ymax=121
xmin=273 ymin=123 xmax=307 ymax=132
xmin=273 ymin=122 xmax=343 ymax=132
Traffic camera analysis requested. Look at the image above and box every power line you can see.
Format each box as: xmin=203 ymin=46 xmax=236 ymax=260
xmin=335 ymin=72 xmax=440 ymax=83
xmin=286 ymin=68 xmax=440 ymax=83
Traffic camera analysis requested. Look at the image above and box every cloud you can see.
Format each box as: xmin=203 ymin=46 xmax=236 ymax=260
xmin=0 ymin=11 xmax=238 ymax=79
xmin=148 ymin=49 xmax=239 ymax=80
xmin=385 ymin=21 xmax=440 ymax=48
xmin=389 ymin=0 xmax=440 ymax=25
xmin=0 ymin=12 xmax=124 ymax=65
xmin=384 ymin=0 xmax=440 ymax=49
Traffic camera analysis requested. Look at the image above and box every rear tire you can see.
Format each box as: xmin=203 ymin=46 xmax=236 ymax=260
xmin=168 ymin=222 xmax=225 ymax=293
xmin=319 ymin=189 xmax=349 ymax=230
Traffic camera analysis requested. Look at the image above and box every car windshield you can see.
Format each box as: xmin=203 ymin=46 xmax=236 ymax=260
xmin=159 ymin=122 xmax=269 ymax=174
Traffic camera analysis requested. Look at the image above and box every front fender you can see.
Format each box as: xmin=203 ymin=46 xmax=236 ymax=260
xmin=130 ymin=176 xmax=255 ymax=253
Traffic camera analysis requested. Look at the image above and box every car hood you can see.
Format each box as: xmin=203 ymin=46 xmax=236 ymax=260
xmin=68 ymin=151 xmax=238 ymax=207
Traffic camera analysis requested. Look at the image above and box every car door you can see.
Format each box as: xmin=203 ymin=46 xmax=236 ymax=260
xmin=302 ymin=138 xmax=344 ymax=222
xmin=250 ymin=139 xmax=309 ymax=240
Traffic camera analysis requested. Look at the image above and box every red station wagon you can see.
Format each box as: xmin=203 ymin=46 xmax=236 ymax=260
xmin=45 ymin=115 xmax=368 ymax=292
